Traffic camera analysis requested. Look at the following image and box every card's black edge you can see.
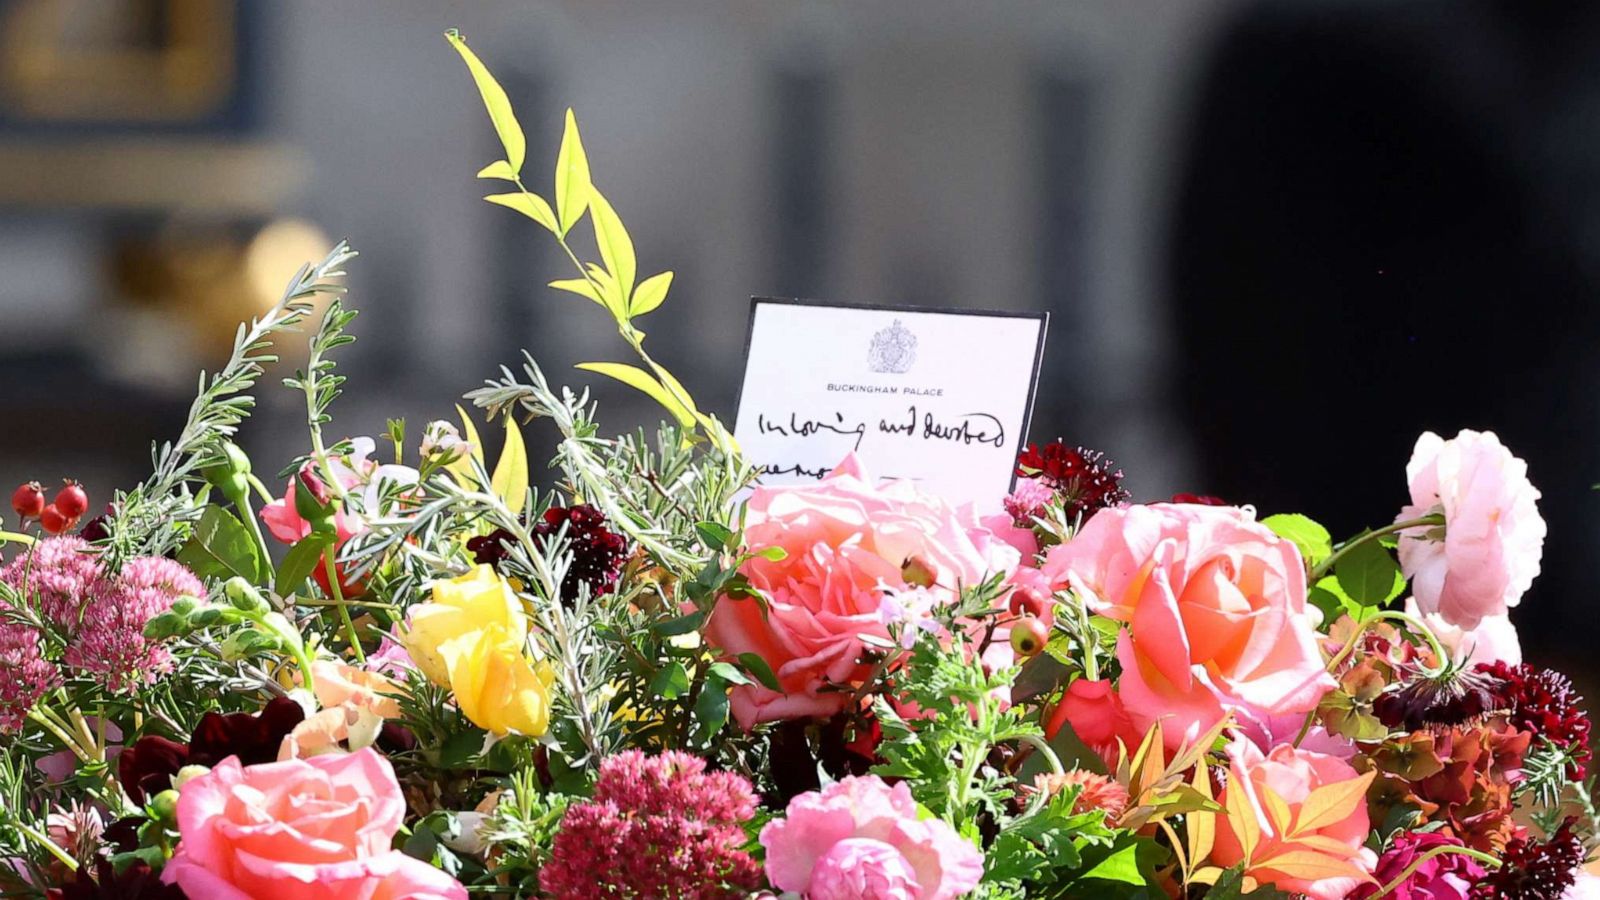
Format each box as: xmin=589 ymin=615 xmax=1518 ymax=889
xmin=732 ymin=297 xmax=1051 ymax=498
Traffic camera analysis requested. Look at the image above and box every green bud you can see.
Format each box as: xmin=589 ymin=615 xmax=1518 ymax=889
xmin=143 ymin=610 xmax=189 ymax=641
xmin=169 ymin=595 xmax=198 ymax=617
xmin=219 ymin=628 xmax=278 ymax=662
xmin=149 ymin=789 xmax=180 ymax=824
xmin=223 ymin=577 xmax=269 ymax=613
xmin=190 ymin=606 xmax=228 ymax=628
xmin=202 ymin=441 xmax=253 ymax=498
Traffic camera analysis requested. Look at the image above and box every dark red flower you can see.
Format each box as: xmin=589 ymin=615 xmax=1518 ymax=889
xmin=118 ymin=696 xmax=305 ymax=803
xmin=471 ymin=506 xmax=628 ymax=605
xmin=1014 ymin=441 xmax=1130 ymax=521
xmin=467 ymin=526 xmax=517 ymax=569
xmin=1469 ymin=819 xmax=1584 ymax=899
xmin=1170 ymin=492 xmax=1228 ymax=506
xmin=1478 ymin=661 xmax=1592 ymax=779
xmin=47 ymin=860 xmax=186 ymax=899
xmin=117 ymin=735 xmax=189 ymax=805
xmin=1375 ymin=663 xmax=1500 ymax=731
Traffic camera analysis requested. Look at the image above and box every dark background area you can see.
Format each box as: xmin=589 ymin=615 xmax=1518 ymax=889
xmin=0 ymin=1 xmax=1593 ymax=684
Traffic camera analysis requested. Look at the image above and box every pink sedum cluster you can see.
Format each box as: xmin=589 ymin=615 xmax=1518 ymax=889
xmin=164 ymin=749 xmax=465 ymax=900
xmin=66 ymin=556 xmax=202 ymax=691
xmin=0 ymin=536 xmax=105 ymax=633
xmin=761 ymin=775 xmax=984 ymax=900
xmin=1397 ymin=429 xmax=1545 ymax=631
xmin=540 ymin=750 xmax=761 ymax=899
xmin=704 ymin=455 xmax=1020 ymax=728
xmin=0 ymin=611 xmax=56 ymax=731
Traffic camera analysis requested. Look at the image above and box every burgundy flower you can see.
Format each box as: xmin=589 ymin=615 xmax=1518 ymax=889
xmin=1350 ymin=831 xmax=1485 ymax=899
xmin=47 ymin=860 xmax=187 ymax=899
xmin=1478 ymin=661 xmax=1592 ymax=778
xmin=470 ymin=505 xmax=628 ymax=604
xmin=1375 ymin=663 xmax=1501 ymax=731
xmin=1014 ymin=441 xmax=1130 ymax=521
xmin=1469 ymin=819 xmax=1584 ymax=899
xmin=1171 ymin=492 xmax=1228 ymax=505
xmin=118 ymin=696 xmax=305 ymax=803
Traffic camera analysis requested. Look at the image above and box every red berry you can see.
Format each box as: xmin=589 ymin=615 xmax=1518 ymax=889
xmin=53 ymin=481 xmax=88 ymax=519
xmin=1007 ymin=587 xmax=1050 ymax=620
xmin=1009 ymin=616 xmax=1049 ymax=658
xmin=11 ymin=482 xmax=44 ymax=519
xmin=39 ymin=504 xmax=70 ymax=535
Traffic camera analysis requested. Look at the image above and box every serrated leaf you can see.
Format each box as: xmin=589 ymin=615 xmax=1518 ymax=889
xmin=549 ymin=278 xmax=605 ymax=308
xmin=276 ymin=536 xmax=326 ymax=596
xmin=476 ymin=159 xmax=516 ymax=180
xmin=588 ymin=188 xmax=636 ymax=314
xmin=178 ymin=505 xmax=268 ymax=583
xmin=576 ymin=362 xmax=695 ymax=428
xmin=1333 ymin=536 xmax=1405 ymax=607
xmin=489 ymin=416 xmax=529 ymax=511
xmin=485 ymin=192 xmax=559 ymax=233
xmin=630 ymin=271 xmax=673 ymax=317
xmin=444 ymin=30 xmax=525 ymax=173
xmin=555 ymin=109 xmax=591 ymax=235
xmin=1262 ymin=513 xmax=1333 ymax=566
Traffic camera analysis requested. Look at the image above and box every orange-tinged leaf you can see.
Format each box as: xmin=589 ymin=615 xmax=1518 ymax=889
xmin=1251 ymin=850 xmax=1375 ymax=884
xmin=1288 ymin=834 xmax=1368 ymax=858
xmin=1223 ymin=771 xmax=1262 ymax=863
xmin=1261 ymin=785 xmax=1294 ymax=836
xmin=1187 ymin=764 xmax=1216 ymax=864
xmin=1291 ymin=770 xmax=1376 ymax=836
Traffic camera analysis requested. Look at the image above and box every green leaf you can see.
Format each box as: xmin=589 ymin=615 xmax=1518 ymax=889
xmin=178 ymin=505 xmax=267 ymax=582
xmin=485 ymin=192 xmax=559 ymax=233
xmin=693 ymin=675 xmax=731 ymax=742
xmin=651 ymin=661 xmax=690 ymax=700
xmin=275 ymin=537 xmax=326 ymax=596
xmin=438 ymin=728 xmax=485 ymax=769
xmin=736 ymin=652 xmax=782 ymax=691
xmin=576 ymin=362 xmax=695 ymax=428
xmin=476 ymin=160 xmax=517 ymax=180
xmin=445 ymin=30 xmax=525 ymax=174
xmin=630 ymin=271 xmax=673 ymax=317
xmin=1309 ymin=576 xmax=1377 ymax=622
xmin=554 ymin=108 xmax=591 ymax=236
xmin=652 ymin=610 xmax=707 ymax=637
xmin=1333 ymin=535 xmax=1405 ymax=607
xmin=1078 ymin=840 xmax=1146 ymax=885
xmin=751 ymin=546 xmax=788 ymax=562
xmin=694 ymin=521 xmax=735 ymax=550
xmin=588 ymin=188 xmax=636 ymax=314
xmin=706 ymin=661 xmax=752 ymax=686
xmin=1261 ymin=513 xmax=1333 ymax=566
xmin=548 ymin=277 xmax=606 ymax=308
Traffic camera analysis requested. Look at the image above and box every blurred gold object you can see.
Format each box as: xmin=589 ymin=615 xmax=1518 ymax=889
xmin=0 ymin=0 xmax=236 ymax=122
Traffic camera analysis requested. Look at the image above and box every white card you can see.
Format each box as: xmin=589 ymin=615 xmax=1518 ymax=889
xmin=733 ymin=299 xmax=1048 ymax=511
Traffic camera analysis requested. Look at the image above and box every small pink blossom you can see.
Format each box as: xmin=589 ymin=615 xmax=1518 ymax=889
xmin=0 ymin=611 xmax=56 ymax=732
xmin=0 ymin=536 xmax=107 ymax=634
xmin=1350 ymin=831 xmax=1484 ymax=900
xmin=761 ymin=775 xmax=983 ymax=900
xmin=1396 ymin=429 xmax=1545 ymax=629
xmin=66 ymin=557 xmax=202 ymax=692
xmin=1002 ymin=476 xmax=1055 ymax=527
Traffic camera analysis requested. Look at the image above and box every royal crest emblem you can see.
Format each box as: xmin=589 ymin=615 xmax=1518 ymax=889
xmin=867 ymin=319 xmax=917 ymax=374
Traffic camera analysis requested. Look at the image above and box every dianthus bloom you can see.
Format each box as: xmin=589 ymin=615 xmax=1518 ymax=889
xmin=470 ymin=505 xmax=629 ymax=604
xmin=0 ymin=612 xmax=57 ymax=731
xmin=66 ymin=557 xmax=202 ymax=692
xmin=1 ymin=536 xmax=107 ymax=633
xmin=761 ymin=775 xmax=984 ymax=900
xmin=1469 ymin=819 xmax=1583 ymax=899
xmin=1479 ymin=661 xmax=1592 ymax=779
xmin=1014 ymin=441 xmax=1130 ymax=521
xmin=1396 ymin=429 xmax=1545 ymax=630
xmin=540 ymin=750 xmax=761 ymax=899
xmin=1350 ymin=832 xmax=1485 ymax=900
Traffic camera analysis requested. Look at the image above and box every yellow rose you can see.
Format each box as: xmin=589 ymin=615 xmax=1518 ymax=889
xmin=404 ymin=565 xmax=526 ymax=686
xmin=438 ymin=624 xmax=556 ymax=736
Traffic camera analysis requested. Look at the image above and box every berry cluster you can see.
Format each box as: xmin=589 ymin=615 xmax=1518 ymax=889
xmin=11 ymin=480 xmax=89 ymax=536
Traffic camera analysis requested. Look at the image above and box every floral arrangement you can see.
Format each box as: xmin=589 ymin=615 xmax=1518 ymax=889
xmin=0 ymin=31 xmax=1593 ymax=900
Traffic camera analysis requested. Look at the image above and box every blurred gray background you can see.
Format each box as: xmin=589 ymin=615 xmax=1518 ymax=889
xmin=1 ymin=0 xmax=1597 ymax=680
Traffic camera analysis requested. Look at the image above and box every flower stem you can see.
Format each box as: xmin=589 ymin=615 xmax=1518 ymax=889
xmin=1310 ymin=514 xmax=1443 ymax=582
xmin=323 ymin=544 xmax=365 ymax=663
xmin=1369 ymin=844 xmax=1501 ymax=899
xmin=16 ymin=820 xmax=77 ymax=871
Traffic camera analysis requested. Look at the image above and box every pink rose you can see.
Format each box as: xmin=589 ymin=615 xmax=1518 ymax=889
xmin=1044 ymin=678 xmax=1141 ymax=766
xmin=1213 ymin=740 xmax=1376 ymax=900
xmin=1045 ymin=503 xmax=1334 ymax=749
xmin=1405 ymin=598 xmax=1521 ymax=666
xmin=761 ymin=775 xmax=983 ymax=900
xmin=705 ymin=455 xmax=1019 ymax=728
xmin=1396 ymin=429 xmax=1545 ymax=630
xmin=164 ymin=749 xmax=466 ymax=900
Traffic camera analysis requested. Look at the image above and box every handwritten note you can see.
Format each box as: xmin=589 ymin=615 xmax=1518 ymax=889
xmin=733 ymin=299 xmax=1047 ymax=511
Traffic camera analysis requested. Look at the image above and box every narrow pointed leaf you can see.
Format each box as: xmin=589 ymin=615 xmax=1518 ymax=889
xmin=477 ymin=159 xmax=517 ymax=180
xmin=630 ymin=270 xmax=673 ymax=316
xmin=444 ymin=30 xmax=525 ymax=173
xmin=576 ymin=362 xmax=694 ymax=427
xmin=588 ymin=188 xmax=636 ymax=312
xmin=485 ymin=192 xmax=558 ymax=233
xmin=549 ymin=278 xmax=606 ymax=308
xmin=1291 ymin=770 xmax=1376 ymax=836
xmin=490 ymin=416 xmax=529 ymax=510
xmin=555 ymin=108 xmax=592 ymax=235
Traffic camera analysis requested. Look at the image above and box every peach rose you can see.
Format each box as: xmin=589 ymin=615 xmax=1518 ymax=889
xmin=1044 ymin=678 xmax=1142 ymax=766
xmin=1396 ymin=429 xmax=1545 ymax=630
xmin=163 ymin=749 xmax=465 ymax=899
xmin=1212 ymin=740 xmax=1376 ymax=900
xmin=704 ymin=455 xmax=1019 ymax=729
xmin=1045 ymin=503 xmax=1334 ymax=749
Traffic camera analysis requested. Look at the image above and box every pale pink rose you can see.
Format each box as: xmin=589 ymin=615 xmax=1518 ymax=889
xmin=761 ymin=775 xmax=983 ymax=900
xmin=1212 ymin=740 xmax=1377 ymax=900
xmin=309 ymin=659 xmax=405 ymax=719
xmin=1045 ymin=503 xmax=1334 ymax=749
xmin=706 ymin=455 xmax=1019 ymax=728
xmin=1405 ymin=597 xmax=1522 ymax=666
xmin=163 ymin=749 xmax=466 ymax=900
xmin=1396 ymin=429 xmax=1545 ymax=629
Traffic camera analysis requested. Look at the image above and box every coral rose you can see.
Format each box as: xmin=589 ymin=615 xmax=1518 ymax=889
xmin=1046 ymin=503 xmax=1334 ymax=749
xmin=163 ymin=748 xmax=466 ymax=899
xmin=704 ymin=455 xmax=1018 ymax=728
xmin=1396 ymin=429 xmax=1545 ymax=630
xmin=1212 ymin=740 xmax=1376 ymax=900
xmin=761 ymin=775 xmax=983 ymax=900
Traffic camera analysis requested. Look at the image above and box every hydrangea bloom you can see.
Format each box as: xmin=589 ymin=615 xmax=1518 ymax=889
xmin=540 ymin=750 xmax=761 ymax=899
